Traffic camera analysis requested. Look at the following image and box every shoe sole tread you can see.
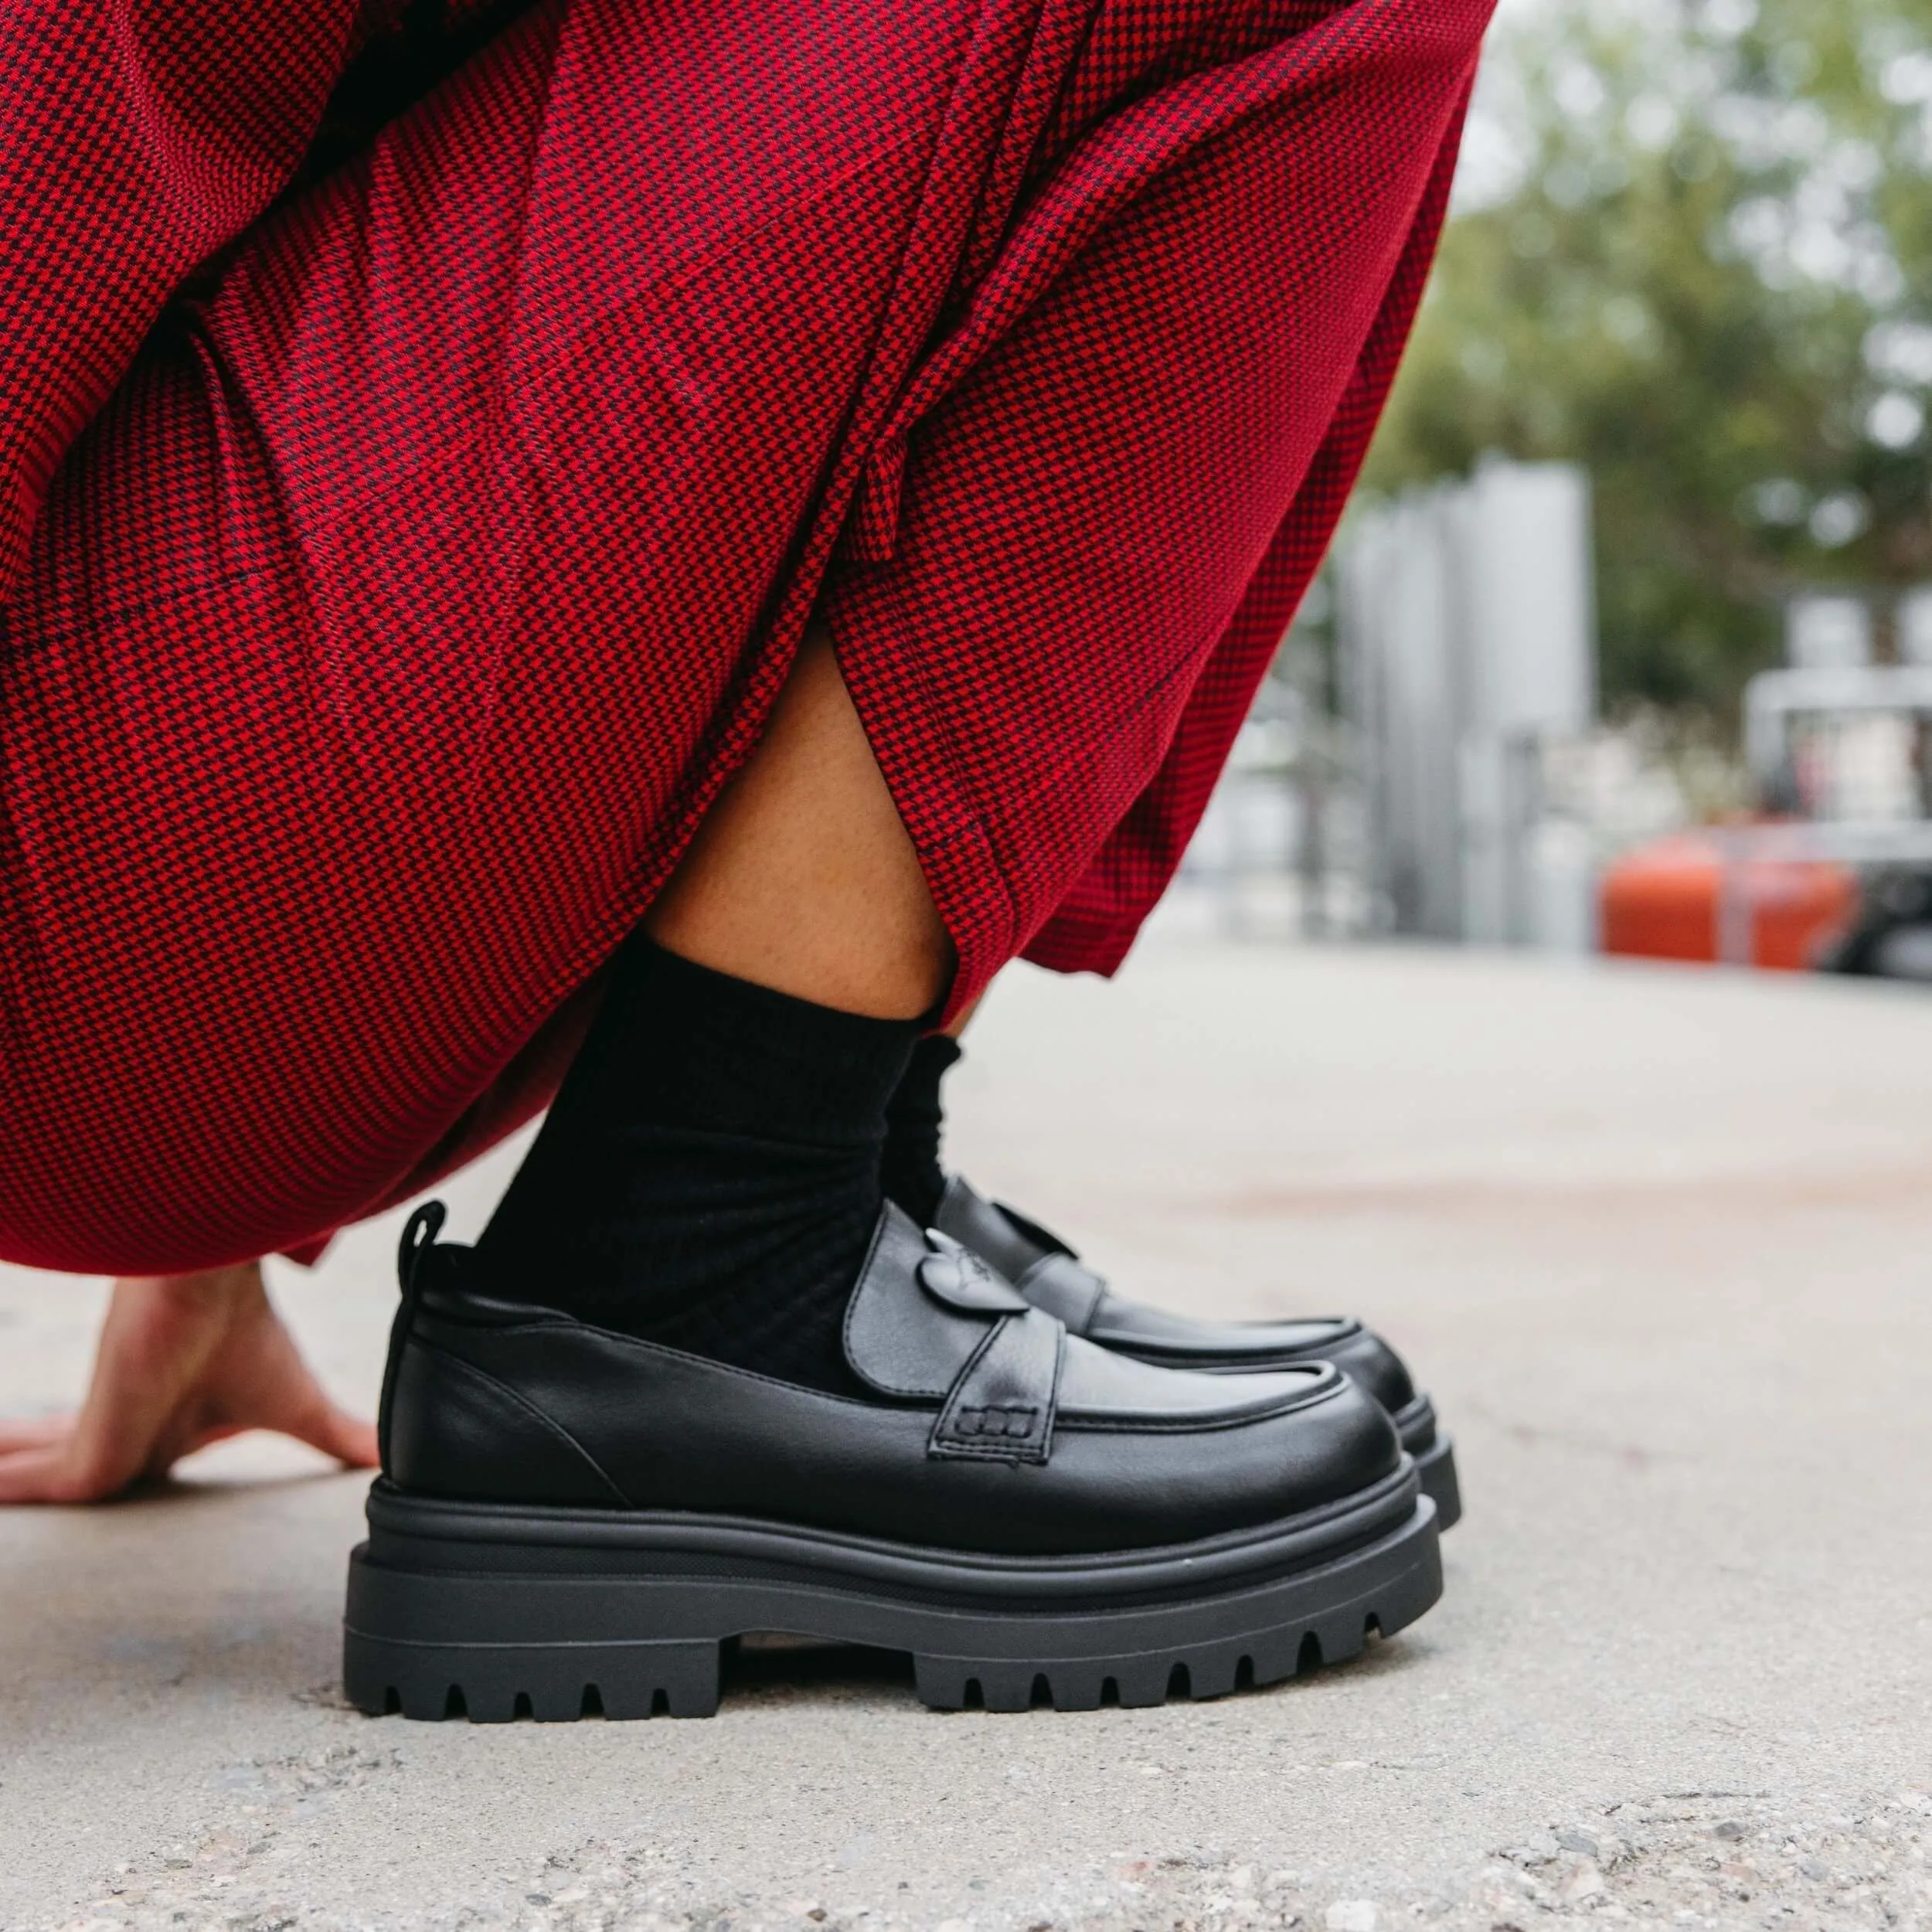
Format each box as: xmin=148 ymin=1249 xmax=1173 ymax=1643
xmin=342 ymin=1487 xmax=1440 ymax=1721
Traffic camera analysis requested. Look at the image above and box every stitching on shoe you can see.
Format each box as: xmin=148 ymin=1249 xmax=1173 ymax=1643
xmin=927 ymin=1311 xmax=1062 ymax=1465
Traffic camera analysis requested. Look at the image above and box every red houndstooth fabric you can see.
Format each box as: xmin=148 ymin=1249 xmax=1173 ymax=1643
xmin=0 ymin=0 xmax=1490 ymax=1272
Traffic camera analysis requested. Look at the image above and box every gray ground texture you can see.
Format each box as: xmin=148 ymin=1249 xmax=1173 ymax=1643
xmin=2 ymin=940 xmax=1928 ymax=1932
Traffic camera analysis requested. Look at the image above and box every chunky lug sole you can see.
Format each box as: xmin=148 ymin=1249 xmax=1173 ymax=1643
xmin=343 ymin=1468 xmax=1440 ymax=1721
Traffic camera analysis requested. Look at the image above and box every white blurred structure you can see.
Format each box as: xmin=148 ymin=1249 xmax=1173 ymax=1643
xmin=1784 ymin=594 xmax=1872 ymax=672
xmin=1897 ymin=587 xmax=1932 ymax=668
xmin=1172 ymin=689 xmax=1371 ymax=942
xmin=1745 ymin=592 xmax=1932 ymax=823
xmin=1335 ymin=455 xmax=1597 ymax=951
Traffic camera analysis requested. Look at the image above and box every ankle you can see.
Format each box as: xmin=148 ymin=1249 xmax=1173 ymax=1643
xmin=473 ymin=939 xmax=917 ymax=1393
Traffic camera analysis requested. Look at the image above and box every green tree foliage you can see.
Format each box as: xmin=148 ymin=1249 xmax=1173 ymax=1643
xmin=1362 ymin=0 xmax=1932 ymax=717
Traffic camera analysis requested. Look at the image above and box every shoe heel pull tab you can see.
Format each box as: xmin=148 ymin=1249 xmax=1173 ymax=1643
xmin=378 ymin=1200 xmax=446 ymax=1478
xmin=397 ymin=1200 xmax=447 ymax=1296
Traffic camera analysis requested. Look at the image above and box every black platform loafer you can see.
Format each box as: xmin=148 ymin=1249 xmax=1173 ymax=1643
xmin=343 ymin=1200 xmax=1442 ymax=1721
xmin=932 ymin=1175 xmax=1461 ymax=1530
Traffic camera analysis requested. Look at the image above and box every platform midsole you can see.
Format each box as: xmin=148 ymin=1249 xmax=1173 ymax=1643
xmin=347 ymin=1493 xmax=1440 ymax=1666
xmin=359 ymin=1461 xmax=1421 ymax=1609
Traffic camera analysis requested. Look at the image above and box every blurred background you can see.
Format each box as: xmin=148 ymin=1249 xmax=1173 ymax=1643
xmin=1179 ymin=0 xmax=1932 ymax=981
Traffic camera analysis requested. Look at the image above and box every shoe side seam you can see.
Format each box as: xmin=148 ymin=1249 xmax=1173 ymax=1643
xmin=421 ymin=1310 xmax=918 ymax=1411
xmin=407 ymin=1338 xmax=634 ymax=1509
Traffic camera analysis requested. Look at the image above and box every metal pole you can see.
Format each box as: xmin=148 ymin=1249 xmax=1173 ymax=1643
xmin=1714 ymin=826 xmax=1753 ymax=966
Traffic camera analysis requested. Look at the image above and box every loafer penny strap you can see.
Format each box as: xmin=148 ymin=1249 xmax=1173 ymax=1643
xmin=929 ymin=1305 xmax=1065 ymax=1465
xmin=1014 ymin=1251 xmax=1108 ymax=1337
xmin=841 ymin=1208 xmax=1067 ymax=1461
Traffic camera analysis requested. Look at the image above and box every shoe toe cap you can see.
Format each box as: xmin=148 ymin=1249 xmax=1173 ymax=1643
xmin=1054 ymin=1336 xmax=1405 ymax=1531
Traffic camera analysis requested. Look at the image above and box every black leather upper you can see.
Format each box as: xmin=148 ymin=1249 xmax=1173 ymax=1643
xmin=933 ymin=1176 xmax=1418 ymax=1415
xmin=379 ymin=1201 xmax=1401 ymax=1557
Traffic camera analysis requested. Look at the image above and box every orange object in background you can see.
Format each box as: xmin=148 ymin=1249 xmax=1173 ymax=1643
xmin=1600 ymin=830 xmax=1859 ymax=970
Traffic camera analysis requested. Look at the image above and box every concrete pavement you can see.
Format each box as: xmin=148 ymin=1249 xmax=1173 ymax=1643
xmin=3 ymin=939 xmax=1930 ymax=1931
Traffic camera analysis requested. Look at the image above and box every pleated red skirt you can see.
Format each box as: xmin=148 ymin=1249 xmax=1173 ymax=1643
xmin=0 ymin=0 xmax=1488 ymax=1272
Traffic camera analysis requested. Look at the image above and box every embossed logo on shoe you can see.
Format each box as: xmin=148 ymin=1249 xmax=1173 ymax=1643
xmin=915 ymin=1235 xmax=1029 ymax=1315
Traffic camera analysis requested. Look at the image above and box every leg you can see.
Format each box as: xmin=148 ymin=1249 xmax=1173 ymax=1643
xmin=354 ymin=650 xmax=1452 ymax=1711
xmin=463 ymin=627 xmax=950 ymax=1388
xmin=644 ymin=626 xmax=951 ymax=1021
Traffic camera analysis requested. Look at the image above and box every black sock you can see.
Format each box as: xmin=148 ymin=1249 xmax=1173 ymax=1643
xmin=879 ymin=1032 xmax=962 ymax=1226
xmin=471 ymin=938 xmax=917 ymax=1394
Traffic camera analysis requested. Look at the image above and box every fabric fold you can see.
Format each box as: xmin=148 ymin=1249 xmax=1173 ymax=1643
xmin=0 ymin=0 xmax=1492 ymax=1272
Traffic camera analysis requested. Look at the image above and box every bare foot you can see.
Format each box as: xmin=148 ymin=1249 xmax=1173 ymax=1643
xmin=0 ymin=1262 xmax=378 ymax=1503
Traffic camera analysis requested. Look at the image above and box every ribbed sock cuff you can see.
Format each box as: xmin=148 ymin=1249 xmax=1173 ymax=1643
xmin=570 ymin=937 xmax=920 ymax=1147
xmin=880 ymin=1030 xmax=962 ymax=1222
